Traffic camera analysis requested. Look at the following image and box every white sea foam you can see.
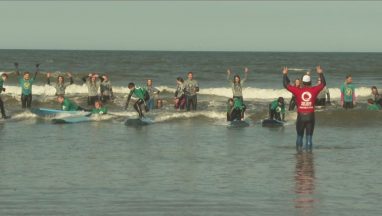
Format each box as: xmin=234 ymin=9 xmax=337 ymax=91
xmin=1 ymin=84 xmax=374 ymax=100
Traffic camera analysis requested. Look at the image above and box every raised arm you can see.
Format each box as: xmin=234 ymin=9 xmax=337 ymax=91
xmin=47 ymin=72 xmax=51 ymax=85
xmin=14 ymin=62 xmax=20 ymax=77
xmin=316 ymin=65 xmax=326 ymax=87
xmin=282 ymin=67 xmax=290 ymax=89
xmin=67 ymin=72 xmax=74 ymax=84
xmin=241 ymin=67 xmax=249 ymax=83
xmin=226 ymin=69 xmax=232 ymax=82
xmin=33 ymin=64 xmax=39 ymax=80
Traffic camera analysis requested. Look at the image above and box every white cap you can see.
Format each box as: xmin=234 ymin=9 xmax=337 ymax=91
xmin=302 ymin=75 xmax=311 ymax=83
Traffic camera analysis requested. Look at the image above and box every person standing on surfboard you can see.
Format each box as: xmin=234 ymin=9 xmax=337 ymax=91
xmin=125 ymin=82 xmax=150 ymax=118
xmin=82 ymin=73 xmax=101 ymax=106
xmin=0 ymin=73 xmax=10 ymax=119
xmin=283 ymin=66 xmax=326 ymax=152
xmin=15 ymin=62 xmax=39 ymax=109
xmin=184 ymin=72 xmax=199 ymax=111
xmin=47 ymin=72 xmax=73 ymax=96
xmin=227 ymin=67 xmax=248 ymax=113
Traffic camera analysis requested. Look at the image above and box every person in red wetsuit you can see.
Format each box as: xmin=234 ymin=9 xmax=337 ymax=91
xmin=283 ymin=66 xmax=326 ymax=151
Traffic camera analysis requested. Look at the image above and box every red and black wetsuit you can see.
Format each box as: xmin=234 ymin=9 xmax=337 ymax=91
xmin=283 ymin=73 xmax=326 ymax=150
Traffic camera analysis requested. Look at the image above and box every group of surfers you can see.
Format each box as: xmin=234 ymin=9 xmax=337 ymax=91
xmin=1 ymin=63 xmax=381 ymax=152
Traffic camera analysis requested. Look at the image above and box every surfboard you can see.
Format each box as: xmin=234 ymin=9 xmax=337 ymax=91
xmin=52 ymin=116 xmax=92 ymax=124
xmin=228 ymin=120 xmax=250 ymax=128
xmin=262 ymin=119 xmax=284 ymax=127
xmin=125 ymin=117 xmax=154 ymax=127
xmin=31 ymin=108 xmax=91 ymax=117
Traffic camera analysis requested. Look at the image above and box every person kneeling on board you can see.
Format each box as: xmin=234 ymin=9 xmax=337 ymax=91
xmin=125 ymin=82 xmax=150 ymax=118
xmin=227 ymin=98 xmax=245 ymax=121
xmin=269 ymin=97 xmax=286 ymax=121
xmin=57 ymin=95 xmax=86 ymax=111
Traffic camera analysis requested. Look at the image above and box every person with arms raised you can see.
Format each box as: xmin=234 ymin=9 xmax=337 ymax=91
xmin=283 ymin=66 xmax=326 ymax=152
xmin=47 ymin=72 xmax=73 ymax=96
xmin=15 ymin=62 xmax=39 ymax=109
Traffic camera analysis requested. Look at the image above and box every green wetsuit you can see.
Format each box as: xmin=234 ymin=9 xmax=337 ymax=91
xmin=61 ymin=98 xmax=79 ymax=111
xmin=91 ymin=107 xmax=108 ymax=114
xmin=367 ymin=104 xmax=381 ymax=111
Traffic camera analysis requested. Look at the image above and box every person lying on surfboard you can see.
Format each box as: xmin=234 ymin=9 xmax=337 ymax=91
xmin=91 ymin=100 xmax=108 ymax=115
xmin=124 ymin=82 xmax=150 ymax=118
xmin=57 ymin=95 xmax=86 ymax=111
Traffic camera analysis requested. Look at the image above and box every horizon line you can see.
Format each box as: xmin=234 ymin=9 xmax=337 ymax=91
xmin=0 ymin=48 xmax=381 ymax=54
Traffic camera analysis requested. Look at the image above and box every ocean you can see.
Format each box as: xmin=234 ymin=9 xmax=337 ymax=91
xmin=0 ymin=50 xmax=381 ymax=215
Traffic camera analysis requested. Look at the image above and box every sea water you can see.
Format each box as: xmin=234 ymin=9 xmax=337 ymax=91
xmin=0 ymin=50 xmax=381 ymax=215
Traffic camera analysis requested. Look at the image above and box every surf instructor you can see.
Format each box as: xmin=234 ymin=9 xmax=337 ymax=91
xmin=283 ymin=65 xmax=326 ymax=152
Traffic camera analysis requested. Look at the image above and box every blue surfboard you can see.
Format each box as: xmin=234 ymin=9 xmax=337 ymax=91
xmin=52 ymin=116 xmax=92 ymax=124
xmin=31 ymin=108 xmax=91 ymax=117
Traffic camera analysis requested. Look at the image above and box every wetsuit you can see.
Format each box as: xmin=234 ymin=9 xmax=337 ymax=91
xmin=91 ymin=107 xmax=108 ymax=114
xmin=284 ymin=73 xmax=326 ymax=151
xmin=82 ymin=76 xmax=100 ymax=106
xmin=100 ymin=79 xmax=114 ymax=103
xmin=373 ymin=93 xmax=382 ymax=107
xmin=316 ymin=86 xmax=330 ymax=106
xmin=340 ymin=83 xmax=355 ymax=109
xmin=184 ymin=79 xmax=199 ymax=111
xmin=0 ymin=77 xmax=7 ymax=118
xmin=18 ymin=73 xmax=37 ymax=109
xmin=61 ymin=98 xmax=82 ymax=111
xmin=146 ymin=85 xmax=160 ymax=110
xmin=174 ymin=82 xmax=186 ymax=110
xmin=125 ymin=87 xmax=150 ymax=118
xmin=47 ymin=77 xmax=73 ymax=96
xmin=289 ymin=95 xmax=297 ymax=111
xmin=229 ymin=98 xmax=245 ymax=121
xmin=367 ymin=104 xmax=381 ymax=111
xmin=269 ymin=100 xmax=285 ymax=121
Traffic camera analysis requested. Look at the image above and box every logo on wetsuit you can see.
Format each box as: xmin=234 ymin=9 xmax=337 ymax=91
xmin=24 ymin=82 xmax=31 ymax=89
xmin=345 ymin=88 xmax=352 ymax=96
xmin=301 ymin=91 xmax=312 ymax=108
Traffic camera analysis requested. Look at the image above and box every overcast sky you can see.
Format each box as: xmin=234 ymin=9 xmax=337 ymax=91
xmin=0 ymin=1 xmax=381 ymax=52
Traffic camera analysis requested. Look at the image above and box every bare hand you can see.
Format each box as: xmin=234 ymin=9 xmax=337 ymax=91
xmin=67 ymin=72 xmax=72 ymax=77
xmin=316 ymin=65 xmax=323 ymax=74
xmin=47 ymin=72 xmax=51 ymax=78
xmin=282 ymin=66 xmax=288 ymax=75
xmin=227 ymin=69 xmax=231 ymax=74
xmin=244 ymin=67 xmax=249 ymax=73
